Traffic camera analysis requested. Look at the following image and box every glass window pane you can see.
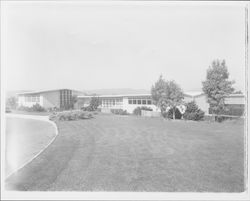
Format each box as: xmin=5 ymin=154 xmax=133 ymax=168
xmin=129 ymin=100 xmax=132 ymax=104
xmin=142 ymin=100 xmax=146 ymax=104
xmin=147 ymin=100 xmax=152 ymax=105
xmin=133 ymin=100 xmax=136 ymax=104
xmin=138 ymin=100 xmax=141 ymax=104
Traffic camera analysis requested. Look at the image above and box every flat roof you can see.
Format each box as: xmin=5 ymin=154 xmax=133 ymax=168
xmin=17 ymin=89 xmax=82 ymax=95
xmin=78 ymin=94 xmax=152 ymax=98
xmin=78 ymin=91 xmax=206 ymax=99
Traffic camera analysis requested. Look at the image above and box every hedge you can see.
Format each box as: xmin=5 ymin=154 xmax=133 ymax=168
xmin=49 ymin=110 xmax=93 ymax=121
xmin=133 ymin=106 xmax=153 ymax=116
xmin=110 ymin=109 xmax=128 ymax=115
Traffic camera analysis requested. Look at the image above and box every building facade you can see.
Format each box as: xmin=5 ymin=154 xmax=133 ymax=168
xmin=77 ymin=92 xmax=210 ymax=114
xmin=17 ymin=89 xmax=81 ymax=110
xmin=223 ymin=94 xmax=245 ymax=116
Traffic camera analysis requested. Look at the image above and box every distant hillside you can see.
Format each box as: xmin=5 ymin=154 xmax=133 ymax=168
xmin=83 ymin=88 xmax=150 ymax=95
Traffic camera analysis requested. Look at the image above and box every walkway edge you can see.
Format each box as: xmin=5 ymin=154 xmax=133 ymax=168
xmin=5 ymin=114 xmax=59 ymax=180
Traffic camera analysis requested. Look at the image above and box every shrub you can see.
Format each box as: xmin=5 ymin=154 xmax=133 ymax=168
xmin=183 ymin=101 xmax=205 ymax=121
xmin=111 ymin=109 xmax=128 ymax=115
xmin=80 ymin=97 xmax=101 ymax=112
xmin=32 ymin=103 xmax=46 ymax=112
xmin=133 ymin=106 xmax=153 ymax=116
xmin=165 ymin=107 xmax=182 ymax=119
xmin=48 ymin=107 xmax=60 ymax=112
xmin=18 ymin=103 xmax=45 ymax=112
xmin=49 ymin=110 xmax=93 ymax=121
xmin=81 ymin=106 xmax=92 ymax=112
xmin=6 ymin=96 xmax=18 ymax=109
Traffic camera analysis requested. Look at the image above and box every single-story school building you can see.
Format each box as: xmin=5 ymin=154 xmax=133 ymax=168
xmin=17 ymin=89 xmax=245 ymax=115
xmin=17 ymin=89 xmax=83 ymax=110
xmin=77 ymin=92 xmax=245 ymax=115
xmin=77 ymin=91 xmax=211 ymax=114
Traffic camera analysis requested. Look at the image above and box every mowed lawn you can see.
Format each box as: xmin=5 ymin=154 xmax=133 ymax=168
xmin=5 ymin=114 xmax=245 ymax=192
xmin=5 ymin=117 xmax=56 ymax=178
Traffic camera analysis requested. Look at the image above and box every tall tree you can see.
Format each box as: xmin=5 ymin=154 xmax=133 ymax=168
xmin=70 ymin=95 xmax=78 ymax=109
xmin=151 ymin=75 xmax=167 ymax=113
xmin=6 ymin=96 xmax=17 ymax=109
xmin=202 ymin=59 xmax=235 ymax=115
xmin=89 ymin=96 xmax=101 ymax=111
xmin=151 ymin=75 xmax=184 ymax=119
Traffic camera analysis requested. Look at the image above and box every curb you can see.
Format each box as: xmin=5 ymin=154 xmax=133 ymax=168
xmin=5 ymin=114 xmax=59 ymax=180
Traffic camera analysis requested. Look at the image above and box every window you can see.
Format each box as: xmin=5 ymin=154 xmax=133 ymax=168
xmin=147 ymin=100 xmax=152 ymax=105
xmin=142 ymin=100 xmax=146 ymax=104
xmin=138 ymin=100 xmax=142 ymax=104
xmin=31 ymin=96 xmax=36 ymax=102
xmin=133 ymin=100 xmax=137 ymax=104
xmin=129 ymin=100 xmax=132 ymax=104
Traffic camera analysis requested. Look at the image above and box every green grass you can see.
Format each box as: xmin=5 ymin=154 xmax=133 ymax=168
xmin=5 ymin=115 xmax=245 ymax=192
xmin=5 ymin=117 xmax=56 ymax=177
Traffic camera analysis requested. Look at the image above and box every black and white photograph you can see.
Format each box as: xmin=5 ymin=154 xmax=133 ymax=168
xmin=1 ymin=0 xmax=249 ymax=200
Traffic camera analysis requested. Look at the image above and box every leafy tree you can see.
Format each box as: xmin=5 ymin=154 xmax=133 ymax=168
xmin=6 ymin=96 xmax=17 ymax=109
xmin=202 ymin=59 xmax=235 ymax=115
xmin=165 ymin=107 xmax=182 ymax=119
xmin=151 ymin=75 xmax=166 ymax=112
xmin=151 ymin=75 xmax=184 ymax=119
xmin=89 ymin=96 xmax=101 ymax=111
xmin=70 ymin=95 xmax=78 ymax=109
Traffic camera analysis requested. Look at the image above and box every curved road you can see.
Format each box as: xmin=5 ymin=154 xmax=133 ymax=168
xmin=5 ymin=114 xmax=57 ymax=178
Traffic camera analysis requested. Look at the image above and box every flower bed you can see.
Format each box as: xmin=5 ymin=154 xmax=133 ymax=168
xmin=49 ymin=110 xmax=93 ymax=121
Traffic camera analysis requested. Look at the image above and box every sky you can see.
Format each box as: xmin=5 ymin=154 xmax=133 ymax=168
xmin=2 ymin=1 xmax=246 ymax=92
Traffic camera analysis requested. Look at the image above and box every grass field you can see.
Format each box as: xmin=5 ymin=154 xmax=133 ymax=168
xmin=5 ymin=114 xmax=245 ymax=192
xmin=5 ymin=117 xmax=56 ymax=177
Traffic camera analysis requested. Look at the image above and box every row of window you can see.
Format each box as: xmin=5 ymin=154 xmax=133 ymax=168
xmin=25 ymin=96 xmax=40 ymax=102
xmin=101 ymin=99 xmax=123 ymax=106
xmin=100 ymin=98 xmax=153 ymax=106
xmin=60 ymin=90 xmax=72 ymax=108
xmin=128 ymin=99 xmax=152 ymax=105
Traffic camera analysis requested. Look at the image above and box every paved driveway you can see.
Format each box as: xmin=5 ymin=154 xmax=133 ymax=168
xmin=5 ymin=114 xmax=56 ymax=178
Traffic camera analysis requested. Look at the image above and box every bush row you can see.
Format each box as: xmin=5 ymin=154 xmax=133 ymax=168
xmin=133 ymin=106 xmax=153 ymax=116
xmin=110 ymin=109 xmax=128 ymax=115
xmin=18 ymin=103 xmax=46 ymax=112
xmin=49 ymin=110 xmax=93 ymax=121
xmin=161 ymin=101 xmax=205 ymax=121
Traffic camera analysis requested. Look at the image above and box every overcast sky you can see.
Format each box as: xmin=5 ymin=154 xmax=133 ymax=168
xmin=2 ymin=1 xmax=246 ymax=92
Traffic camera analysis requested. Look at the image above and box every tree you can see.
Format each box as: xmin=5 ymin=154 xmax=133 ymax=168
xmin=89 ymin=96 xmax=101 ymax=111
xmin=70 ymin=95 xmax=78 ymax=109
xmin=183 ymin=101 xmax=204 ymax=121
xmin=6 ymin=96 xmax=17 ymax=109
xmin=202 ymin=59 xmax=235 ymax=115
xmin=151 ymin=75 xmax=167 ymax=113
xmin=151 ymin=75 xmax=184 ymax=119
